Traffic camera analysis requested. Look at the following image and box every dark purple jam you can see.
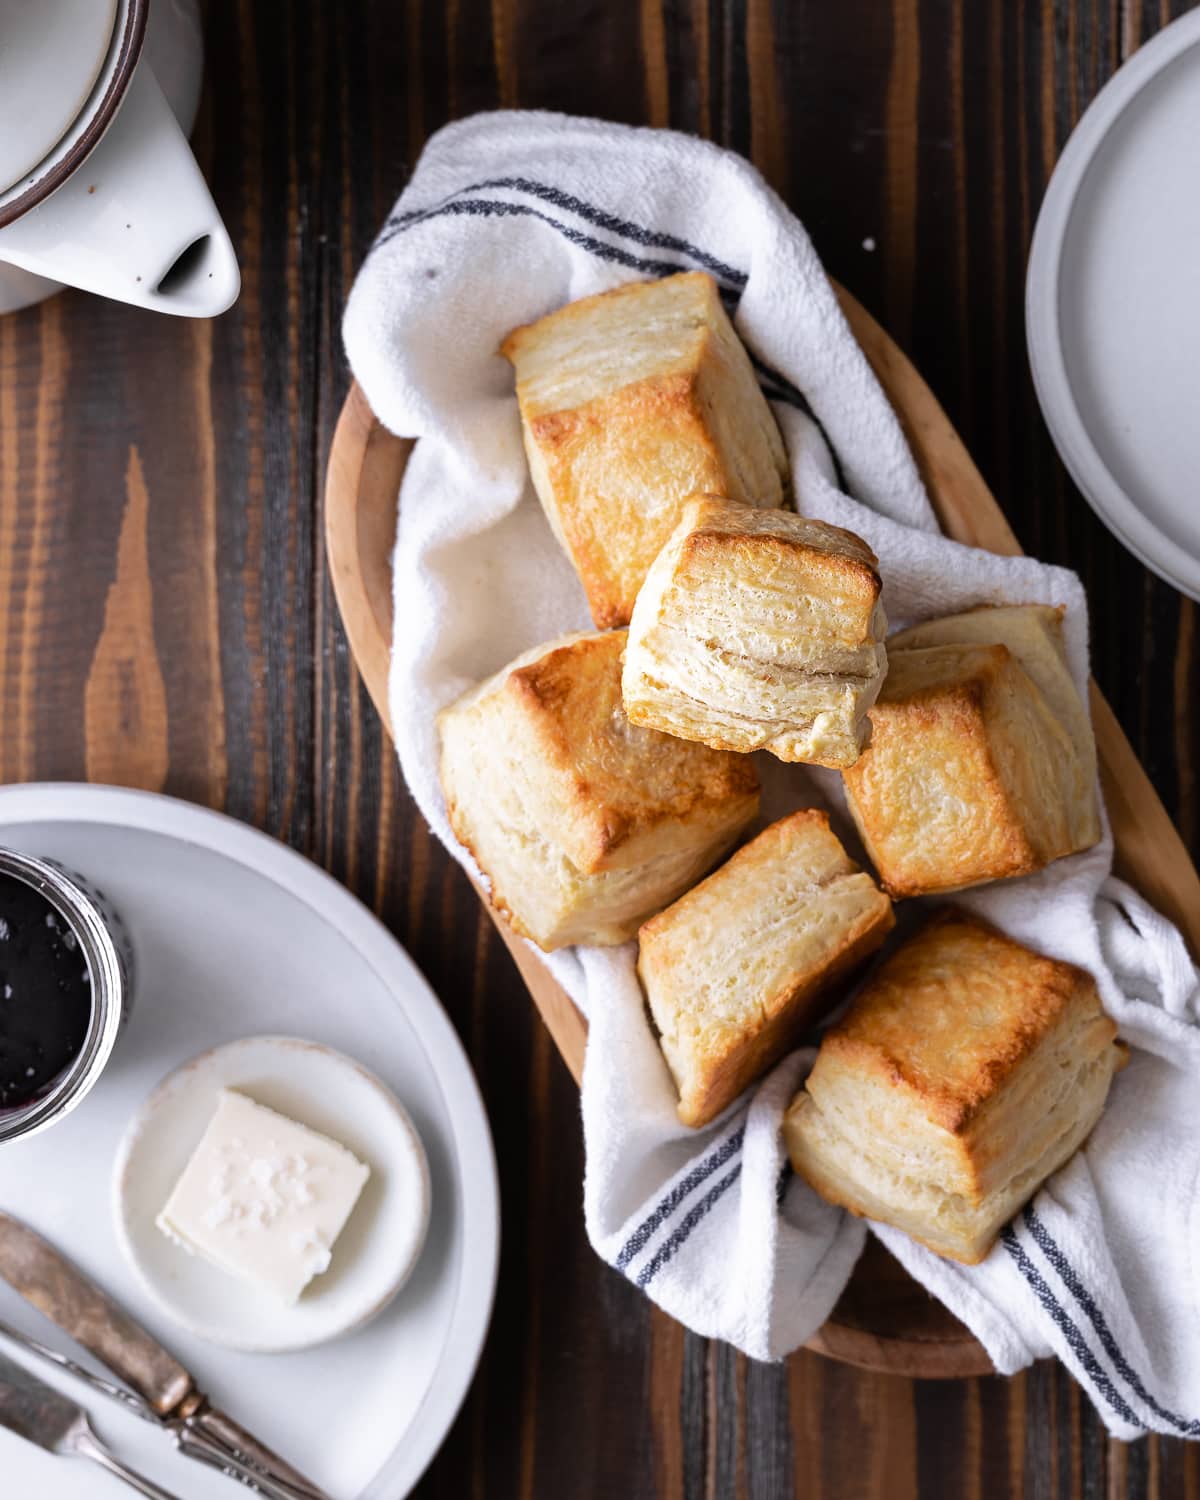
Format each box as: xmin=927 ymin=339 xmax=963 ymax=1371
xmin=0 ymin=876 xmax=92 ymax=1110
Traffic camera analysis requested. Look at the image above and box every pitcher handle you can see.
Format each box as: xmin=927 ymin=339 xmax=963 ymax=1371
xmin=0 ymin=63 xmax=239 ymax=318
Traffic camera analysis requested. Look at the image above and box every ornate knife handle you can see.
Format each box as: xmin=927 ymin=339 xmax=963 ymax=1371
xmin=176 ymin=1412 xmax=331 ymax=1500
xmin=175 ymin=1425 xmax=293 ymax=1496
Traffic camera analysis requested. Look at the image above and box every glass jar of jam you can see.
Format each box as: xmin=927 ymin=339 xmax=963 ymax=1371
xmin=0 ymin=849 xmax=134 ymax=1144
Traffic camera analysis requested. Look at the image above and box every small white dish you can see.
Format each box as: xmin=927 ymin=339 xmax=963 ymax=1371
xmin=114 ymin=1035 xmax=431 ymax=1353
xmin=1026 ymin=9 xmax=1200 ymax=601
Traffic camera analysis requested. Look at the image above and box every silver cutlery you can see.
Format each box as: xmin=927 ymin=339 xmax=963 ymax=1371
xmin=0 ymin=1347 xmax=181 ymax=1499
xmin=0 ymin=1212 xmax=332 ymax=1500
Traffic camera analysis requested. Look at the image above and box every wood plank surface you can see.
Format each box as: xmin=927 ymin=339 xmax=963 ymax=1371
xmin=0 ymin=1 xmax=1197 ymax=1496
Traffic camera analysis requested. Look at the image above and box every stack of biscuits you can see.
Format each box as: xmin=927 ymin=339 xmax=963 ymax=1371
xmin=436 ymin=270 xmax=1123 ymax=1265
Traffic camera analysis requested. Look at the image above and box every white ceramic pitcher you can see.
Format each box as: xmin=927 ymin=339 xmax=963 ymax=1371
xmin=0 ymin=0 xmax=239 ymax=317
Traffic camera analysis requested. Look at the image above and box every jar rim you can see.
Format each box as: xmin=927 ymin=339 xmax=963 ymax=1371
xmin=0 ymin=849 xmax=126 ymax=1143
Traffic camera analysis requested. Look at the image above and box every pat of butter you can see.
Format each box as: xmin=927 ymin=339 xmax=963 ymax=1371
xmin=156 ymin=1090 xmax=370 ymax=1305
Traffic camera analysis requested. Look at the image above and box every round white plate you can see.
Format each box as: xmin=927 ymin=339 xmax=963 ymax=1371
xmin=115 ymin=1036 xmax=432 ymax=1353
xmin=0 ymin=784 xmax=498 ymax=1500
xmin=1026 ymin=9 xmax=1200 ymax=601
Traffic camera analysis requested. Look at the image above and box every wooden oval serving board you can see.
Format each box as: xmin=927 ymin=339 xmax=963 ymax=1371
xmin=324 ymin=283 xmax=1200 ymax=1380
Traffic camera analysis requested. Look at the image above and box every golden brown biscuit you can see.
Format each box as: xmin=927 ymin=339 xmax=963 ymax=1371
xmin=501 ymin=272 xmax=789 ymax=628
xmin=888 ymin=603 xmax=1100 ymax=853
xmin=841 ymin=640 xmax=1096 ymax=897
xmin=638 ymin=809 xmax=894 ymax=1127
xmin=784 ymin=911 xmax=1124 ymax=1263
xmin=621 ymin=496 xmax=887 ymax=768
xmin=437 ymin=630 xmax=760 ymax=950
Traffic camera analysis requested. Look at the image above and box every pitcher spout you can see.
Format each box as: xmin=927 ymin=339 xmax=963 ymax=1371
xmin=0 ymin=65 xmax=239 ymax=318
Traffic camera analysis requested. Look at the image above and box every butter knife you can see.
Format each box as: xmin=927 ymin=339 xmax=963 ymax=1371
xmin=0 ymin=1213 xmax=330 ymax=1500
xmin=0 ymin=1347 xmax=181 ymax=1499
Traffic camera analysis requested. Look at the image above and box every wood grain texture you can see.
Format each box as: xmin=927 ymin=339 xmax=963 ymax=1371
xmin=1 ymin=0 xmax=1198 ymax=1495
xmin=84 ymin=446 xmax=168 ymax=790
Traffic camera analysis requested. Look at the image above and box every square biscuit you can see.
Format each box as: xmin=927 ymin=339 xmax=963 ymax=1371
xmin=784 ymin=911 xmax=1124 ymax=1263
xmin=501 ymin=272 xmax=789 ymax=628
xmin=622 ymin=495 xmax=887 ymax=767
xmin=841 ymin=639 xmax=1095 ymax=898
xmin=887 ymin=602 xmax=1100 ymax=855
xmin=437 ymin=630 xmax=760 ymax=950
xmin=638 ymin=809 xmax=893 ymax=1127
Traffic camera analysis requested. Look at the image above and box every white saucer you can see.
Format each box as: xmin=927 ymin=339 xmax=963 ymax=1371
xmin=1026 ymin=9 xmax=1200 ymax=601
xmin=114 ymin=1036 xmax=432 ymax=1353
xmin=0 ymin=784 xmax=498 ymax=1500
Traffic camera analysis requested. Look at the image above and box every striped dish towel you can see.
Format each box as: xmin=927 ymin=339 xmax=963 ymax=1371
xmin=343 ymin=111 xmax=1200 ymax=1438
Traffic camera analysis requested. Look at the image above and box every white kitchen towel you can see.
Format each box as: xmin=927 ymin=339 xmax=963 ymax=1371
xmin=343 ymin=111 xmax=1200 ymax=1438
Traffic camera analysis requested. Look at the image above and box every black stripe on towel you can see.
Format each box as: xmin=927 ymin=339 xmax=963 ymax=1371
xmin=746 ymin=349 xmax=808 ymax=410
xmin=1023 ymin=1208 xmax=1200 ymax=1436
xmin=376 ymin=198 xmax=685 ymax=280
xmin=378 ymin=187 xmax=849 ymax=513
xmin=637 ymin=1163 xmax=743 ymax=1288
xmin=381 ymin=175 xmax=748 ymax=288
xmin=382 ymin=198 xmax=815 ymax=420
xmin=615 ymin=1126 xmax=745 ymax=1272
xmin=745 ymin=349 xmax=846 ymax=489
xmin=1001 ymin=1225 xmax=1144 ymax=1430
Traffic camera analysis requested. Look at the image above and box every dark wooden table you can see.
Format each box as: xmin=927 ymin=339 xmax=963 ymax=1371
xmin=1 ymin=2 xmax=1197 ymax=1495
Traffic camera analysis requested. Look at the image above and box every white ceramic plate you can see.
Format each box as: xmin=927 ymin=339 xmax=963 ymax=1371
xmin=1026 ymin=9 xmax=1200 ymax=601
xmin=115 ymin=1036 xmax=432 ymax=1353
xmin=0 ymin=784 xmax=498 ymax=1500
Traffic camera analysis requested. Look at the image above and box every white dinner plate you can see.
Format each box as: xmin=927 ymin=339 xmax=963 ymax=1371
xmin=0 ymin=783 xmax=499 ymax=1500
xmin=1026 ymin=8 xmax=1200 ymax=601
xmin=115 ymin=1036 xmax=432 ymax=1353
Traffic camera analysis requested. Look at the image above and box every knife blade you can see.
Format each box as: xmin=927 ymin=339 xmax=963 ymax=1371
xmin=0 ymin=1347 xmax=183 ymax=1499
xmin=0 ymin=1344 xmax=96 ymax=1452
xmin=0 ymin=1213 xmax=330 ymax=1499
